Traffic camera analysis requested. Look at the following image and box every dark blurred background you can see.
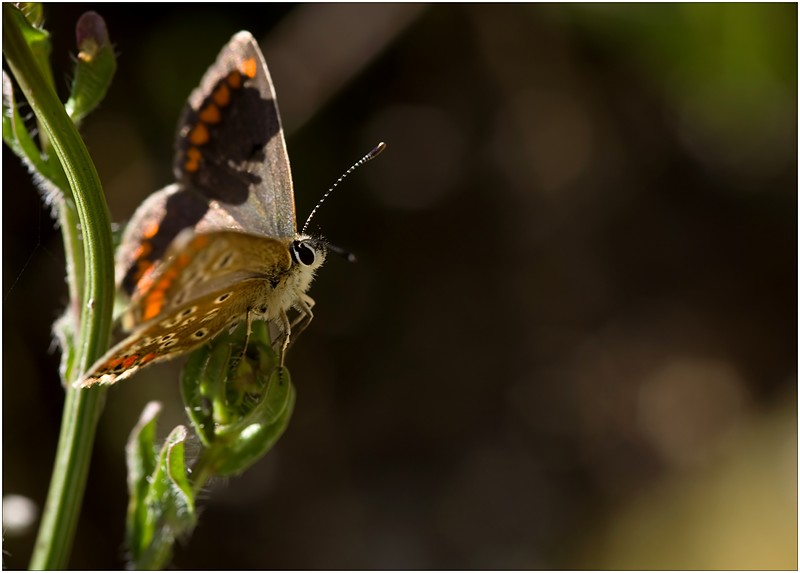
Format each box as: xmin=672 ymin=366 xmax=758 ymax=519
xmin=3 ymin=3 xmax=797 ymax=569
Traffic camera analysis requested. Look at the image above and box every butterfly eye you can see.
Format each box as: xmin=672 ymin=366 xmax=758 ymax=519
xmin=291 ymin=240 xmax=316 ymax=266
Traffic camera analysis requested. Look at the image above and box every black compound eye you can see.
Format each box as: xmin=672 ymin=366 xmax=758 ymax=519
xmin=291 ymin=241 xmax=316 ymax=266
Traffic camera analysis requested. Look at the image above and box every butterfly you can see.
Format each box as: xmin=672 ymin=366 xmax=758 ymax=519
xmin=78 ymin=32 xmax=329 ymax=388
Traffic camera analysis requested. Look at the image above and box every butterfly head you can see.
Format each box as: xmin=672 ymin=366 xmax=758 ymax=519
xmin=290 ymin=236 xmax=327 ymax=270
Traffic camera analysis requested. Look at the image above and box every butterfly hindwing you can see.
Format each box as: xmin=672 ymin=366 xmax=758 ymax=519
xmin=79 ymin=278 xmax=272 ymax=387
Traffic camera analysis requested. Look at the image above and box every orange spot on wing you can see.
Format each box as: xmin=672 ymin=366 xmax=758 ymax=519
xmin=188 ymin=123 xmax=209 ymax=146
xmin=131 ymin=241 xmax=153 ymax=262
xmin=212 ymin=83 xmax=230 ymax=106
xmin=199 ymin=103 xmax=221 ymax=124
xmin=122 ymin=355 xmax=139 ymax=369
xmin=161 ymin=267 xmax=178 ymax=282
xmin=143 ymin=297 xmax=164 ymax=321
xmin=135 ymin=264 xmax=157 ymax=294
xmin=141 ymin=272 xmax=171 ymax=318
xmin=193 ymin=235 xmax=209 ymax=248
xmin=139 ymin=353 xmax=157 ymax=365
xmin=142 ymin=222 xmax=160 ymax=239
xmin=241 ymin=58 xmax=257 ymax=79
xmin=143 ymin=267 xmax=179 ymax=313
xmin=184 ymin=147 xmax=202 ymax=172
xmin=227 ymin=70 xmax=243 ymax=88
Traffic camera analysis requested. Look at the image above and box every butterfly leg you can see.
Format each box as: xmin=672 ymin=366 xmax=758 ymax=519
xmin=278 ymin=308 xmax=291 ymax=367
xmin=276 ymin=295 xmax=315 ymax=365
xmin=244 ymin=307 xmax=254 ymax=346
xmin=287 ymin=294 xmax=315 ymax=347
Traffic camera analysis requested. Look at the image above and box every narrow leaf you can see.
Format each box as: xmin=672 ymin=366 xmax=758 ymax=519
xmin=181 ymin=338 xmax=234 ymax=446
xmin=130 ymin=425 xmax=196 ymax=570
xmin=2 ymin=70 xmax=53 ymax=181
xmin=124 ymin=401 xmax=162 ymax=561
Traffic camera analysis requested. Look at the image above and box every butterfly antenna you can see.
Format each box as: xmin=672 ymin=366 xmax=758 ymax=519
xmin=302 ymin=142 xmax=387 ymax=235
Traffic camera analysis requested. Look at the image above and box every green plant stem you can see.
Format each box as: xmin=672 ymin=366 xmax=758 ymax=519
xmin=3 ymin=5 xmax=115 ymax=569
xmin=60 ymin=201 xmax=86 ymax=346
xmin=31 ymin=388 xmax=106 ymax=569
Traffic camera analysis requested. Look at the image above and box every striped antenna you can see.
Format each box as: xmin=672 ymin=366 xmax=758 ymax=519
xmin=302 ymin=142 xmax=387 ymax=235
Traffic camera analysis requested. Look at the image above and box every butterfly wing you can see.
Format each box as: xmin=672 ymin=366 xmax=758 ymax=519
xmin=174 ymin=31 xmax=296 ymax=237
xmin=115 ymin=183 xmax=207 ymax=299
xmin=78 ymin=278 xmax=272 ymax=388
xmin=116 ymin=31 xmax=296 ymax=300
xmin=122 ymin=230 xmax=292 ymax=331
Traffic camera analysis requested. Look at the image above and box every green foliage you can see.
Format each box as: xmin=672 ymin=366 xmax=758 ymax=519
xmin=182 ymin=321 xmax=296 ymax=476
xmin=126 ymin=324 xmax=295 ymax=569
xmin=126 ymin=404 xmax=196 ymax=570
xmin=3 ymin=6 xmax=116 ymax=203
xmin=183 ymin=321 xmax=296 ymax=478
xmin=2 ymin=6 xmax=65 ymax=196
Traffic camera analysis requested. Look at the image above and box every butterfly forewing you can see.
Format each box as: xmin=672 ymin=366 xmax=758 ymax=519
xmin=175 ymin=31 xmax=296 ymax=239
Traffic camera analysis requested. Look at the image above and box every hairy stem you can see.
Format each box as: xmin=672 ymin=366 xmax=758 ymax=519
xmin=3 ymin=5 xmax=115 ymax=569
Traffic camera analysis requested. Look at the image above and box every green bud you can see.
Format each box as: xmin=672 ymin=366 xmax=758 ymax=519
xmin=65 ymin=12 xmax=116 ymax=124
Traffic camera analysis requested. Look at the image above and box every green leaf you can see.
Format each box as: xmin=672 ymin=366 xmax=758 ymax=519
xmin=125 ymin=401 xmax=162 ymax=560
xmin=65 ymin=12 xmax=116 ymax=124
xmin=212 ymin=366 xmax=296 ymax=477
xmin=2 ymin=72 xmax=44 ymax=169
xmin=181 ymin=333 xmax=235 ymax=446
xmin=16 ymin=3 xmax=46 ymax=28
xmin=10 ymin=3 xmax=52 ymax=80
xmin=2 ymin=68 xmax=64 ymax=204
xmin=7 ymin=2 xmax=59 ymax=156
xmin=125 ymin=403 xmax=196 ymax=570
xmin=161 ymin=426 xmax=195 ymax=527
